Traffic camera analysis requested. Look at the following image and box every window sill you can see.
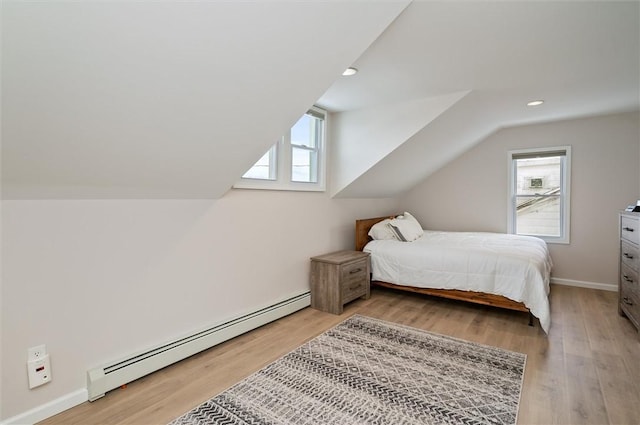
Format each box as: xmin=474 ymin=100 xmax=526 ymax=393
xmin=519 ymin=234 xmax=570 ymax=244
xmin=233 ymin=179 xmax=325 ymax=192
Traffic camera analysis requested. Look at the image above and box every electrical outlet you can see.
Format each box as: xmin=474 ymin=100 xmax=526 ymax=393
xmin=27 ymin=345 xmax=47 ymax=362
xmin=27 ymin=355 xmax=52 ymax=388
xmin=27 ymin=345 xmax=52 ymax=388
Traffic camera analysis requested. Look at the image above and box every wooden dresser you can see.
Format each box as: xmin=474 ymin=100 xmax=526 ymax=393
xmin=619 ymin=211 xmax=640 ymax=332
xmin=310 ymin=250 xmax=370 ymax=315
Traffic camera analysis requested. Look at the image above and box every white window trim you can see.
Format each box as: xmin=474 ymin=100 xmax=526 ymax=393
xmin=507 ymin=145 xmax=571 ymax=244
xmin=234 ymin=106 xmax=327 ymax=192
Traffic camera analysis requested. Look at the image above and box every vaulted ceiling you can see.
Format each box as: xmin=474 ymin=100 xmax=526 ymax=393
xmin=1 ymin=0 xmax=409 ymax=199
xmin=2 ymin=1 xmax=639 ymax=200
xmin=323 ymin=0 xmax=640 ymax=198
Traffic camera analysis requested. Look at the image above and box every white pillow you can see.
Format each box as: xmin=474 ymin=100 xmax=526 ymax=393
xmin=368 ymin=218 xmax=398 ymax=240
xmin=389 ymin=212 xmax=424 ymax=242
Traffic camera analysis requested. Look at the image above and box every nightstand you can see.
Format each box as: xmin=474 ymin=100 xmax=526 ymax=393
xmin=310 ymin=250 xmax=370 ymax=314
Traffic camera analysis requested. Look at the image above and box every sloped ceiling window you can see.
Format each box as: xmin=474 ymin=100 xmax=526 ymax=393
xmin=235 ymin=106 xmax=326 ymax=192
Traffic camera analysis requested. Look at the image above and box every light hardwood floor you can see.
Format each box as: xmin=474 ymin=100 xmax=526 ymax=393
xmin=39 ymin=285 xmax=640 ymax=425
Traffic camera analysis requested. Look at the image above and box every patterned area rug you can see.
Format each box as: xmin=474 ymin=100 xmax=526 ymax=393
xmin=169 ymin=315 xmax=526 ymax=425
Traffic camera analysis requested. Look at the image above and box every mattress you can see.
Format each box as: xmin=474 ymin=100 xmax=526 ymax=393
xmin=364 ymin=230 xmax=553 ymax=333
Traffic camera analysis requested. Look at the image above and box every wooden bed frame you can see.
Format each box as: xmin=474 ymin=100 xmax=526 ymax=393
xmin=356 ymin=216 xmax=534 ymax=323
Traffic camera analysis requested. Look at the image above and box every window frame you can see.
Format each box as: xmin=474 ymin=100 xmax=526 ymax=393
xmin=507 ymin=146 xmax=571 ymax=244
xmin=234 ymin=106 xmax=327 ymax=192
xmin=290 ymin=109 xmax=323 ymax=183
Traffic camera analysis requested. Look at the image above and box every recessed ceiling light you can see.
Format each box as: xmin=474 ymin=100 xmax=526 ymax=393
xmin=527 ymin=100 xmax=544 ymax=107
xmin=342 ymin=67 xmax=358 ymax=76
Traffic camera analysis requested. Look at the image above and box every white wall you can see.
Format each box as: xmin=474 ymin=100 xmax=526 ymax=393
xmin=401 ymin=112 xmax=640 ymax=287
xmin=330 ymin=91 xmax=469 ymax=197
xmin=1 ymin=191 xmax=397 ymax=419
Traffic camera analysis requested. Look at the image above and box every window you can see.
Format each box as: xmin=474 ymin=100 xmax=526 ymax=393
xmin=507 ymin=146 xmax=571 ymax=244
xmin=235 ymin=107 xmax=326 ymax=191
xmin=241 ymin=147 xmax=277 ymax=181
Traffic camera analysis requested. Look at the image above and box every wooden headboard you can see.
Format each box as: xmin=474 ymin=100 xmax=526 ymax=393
xmin=355 ymin=216 xmax=395 ymax=251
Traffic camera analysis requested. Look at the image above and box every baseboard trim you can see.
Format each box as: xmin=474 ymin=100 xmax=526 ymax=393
xmin=3 ymin=292 xmax=311 ymax=425
xmin=87 ymin=292 xmax=310 ymax=401
xmin=551 ymin=277 xmax=617 ymax=292
xmin=0 ymin=389 xmax=88 ymax=425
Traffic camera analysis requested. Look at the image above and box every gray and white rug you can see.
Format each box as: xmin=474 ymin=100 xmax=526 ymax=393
xmin=169 ymin=315 xmax=526 ymax=425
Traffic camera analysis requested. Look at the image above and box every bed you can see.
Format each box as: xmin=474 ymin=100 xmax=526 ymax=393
xmin=356 ymin=215 xmax=552 ymax=333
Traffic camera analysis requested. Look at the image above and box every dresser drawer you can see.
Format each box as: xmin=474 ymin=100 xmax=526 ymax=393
xmin=621 ymin=216 xmax=640 ymax=244
xmin=620 ymin=278 xmax=640 ymax=327
xmin=621 ymin=240 xmax=640 ymax=271
xmin=621 ymin=277 xmax=639 ymax=302
xmin=621 ymin=263 xmax=638 ymax=291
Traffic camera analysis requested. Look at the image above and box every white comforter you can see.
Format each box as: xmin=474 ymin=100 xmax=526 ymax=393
xmin=364 ymin=230 xmax=553 ymax=333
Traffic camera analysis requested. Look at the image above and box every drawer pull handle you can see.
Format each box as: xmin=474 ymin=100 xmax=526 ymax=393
xmin=624 ymin=253 xmax=634 ymax=259
xmin=623 ymin=297 xmax=634 ymax=306
xmin=349 ymin=268 xmax=362 ymax=274
xmin=624 ymin=227 xmax=635 ymax=232
xmin=623 ymin=275 xmax=634 ymax=283
xmin=349 ymin=283 xmax=362 ymax=290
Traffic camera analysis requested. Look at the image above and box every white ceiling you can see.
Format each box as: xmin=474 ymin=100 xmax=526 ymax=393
xmin=1 ymin=0 xmax=409 ymax=199
xmin=320 ymin=1 xmax=639 ymax=114
xmin=2 ymin=1 xmax=638 ymax=200
xmin=321 ymin=1 xmax=639 ymax=197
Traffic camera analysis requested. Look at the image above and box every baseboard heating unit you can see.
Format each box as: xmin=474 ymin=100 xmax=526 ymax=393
xmin=87 ymin=291 xmax=311 ymax=401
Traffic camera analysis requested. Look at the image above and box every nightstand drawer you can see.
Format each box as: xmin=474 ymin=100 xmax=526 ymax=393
xmin=342 ymin=278 xmax=368 ymax=303
xmin=341 ymin=261 xmax=368 ymax=284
